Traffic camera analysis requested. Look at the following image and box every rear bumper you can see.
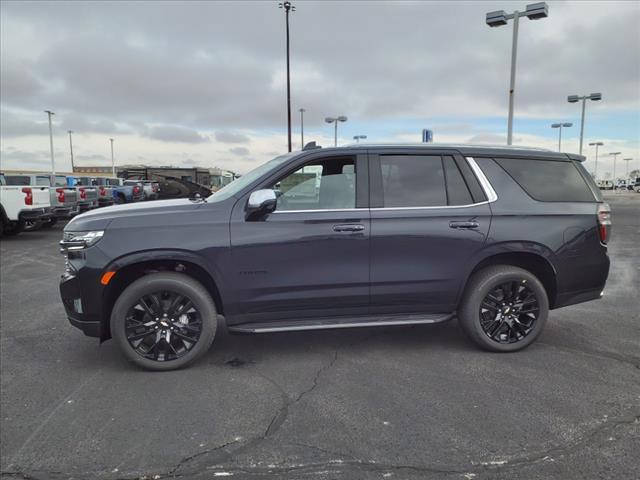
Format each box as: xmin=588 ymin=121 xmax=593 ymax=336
xmin=60 ymin=271 xmax=102 ymax=338
xmin=77 ymin=202 xmax=93 ymax=212
xmin=98 ymin=197 xmax=115 ymax=206
xmin=52 ymin=205 xmax=79 ymax=219
xmin=19 ymin=208 xmax=52 ymax=221
xmin=554 ymin=287 xmax=605 ymax=309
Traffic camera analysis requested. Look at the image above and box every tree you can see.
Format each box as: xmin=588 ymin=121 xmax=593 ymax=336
xmin=629 ymin=169 xmax=640 ymax=179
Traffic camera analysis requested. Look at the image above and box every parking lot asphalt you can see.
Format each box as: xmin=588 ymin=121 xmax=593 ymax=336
xmin=1 ymin=192 xmax=639 ymax=480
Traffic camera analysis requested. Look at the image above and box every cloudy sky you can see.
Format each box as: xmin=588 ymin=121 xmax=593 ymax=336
xmin=1 ymin=0 xmax=639 ymax=177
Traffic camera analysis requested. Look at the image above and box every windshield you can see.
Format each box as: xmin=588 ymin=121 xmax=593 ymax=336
xmin=208 ymin=153 xmax=295 ymax=202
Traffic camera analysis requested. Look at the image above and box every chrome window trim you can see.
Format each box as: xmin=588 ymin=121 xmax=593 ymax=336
xmin=268 ymin=156 xmax=498 ymax=213
xmin=370 ymin=202 xmax=489 ymax=211
xmin=271 ymin=208 xmax=363 ymax=214
xmin=465 ymin=156 xmax=498 ymax=203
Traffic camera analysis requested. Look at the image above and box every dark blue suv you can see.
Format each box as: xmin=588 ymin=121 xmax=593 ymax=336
xmin=59 ymin=144 xmax=610 ymax=370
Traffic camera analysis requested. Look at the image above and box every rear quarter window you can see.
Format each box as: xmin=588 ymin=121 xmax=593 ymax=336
xmin=495 ymin=158 xmax=596 ymax=202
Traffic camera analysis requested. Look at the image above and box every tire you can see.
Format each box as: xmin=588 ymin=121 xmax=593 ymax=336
xmin=458 ymin=265 xmax=548 ymax=352
xmin=115 ymin=194 xmax=125 ymax=204
xmin=3 ymin=221 xmax=25 ymax=236
xmin=110 ymin=272 xmax=217 ymax=371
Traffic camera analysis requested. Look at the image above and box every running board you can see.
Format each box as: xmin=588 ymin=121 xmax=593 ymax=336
xmin=227 ymin=313 xmax=453 ymax=334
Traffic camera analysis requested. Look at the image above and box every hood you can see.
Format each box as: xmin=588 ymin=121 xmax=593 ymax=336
xmin=65 ymin=198 xmax=207 ymax=231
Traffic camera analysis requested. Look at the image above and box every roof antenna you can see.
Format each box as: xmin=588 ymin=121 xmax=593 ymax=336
xmin=302 ymin=141 xmax=322 ymax=151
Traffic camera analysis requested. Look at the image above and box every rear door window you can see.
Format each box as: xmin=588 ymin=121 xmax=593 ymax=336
xmin=495 ymin=158 xmax=596 ymax=202
xmin=379 ymin=155 xmax=447 ymax=207
xmin=443 ymin=156 xmax=474 ymax=205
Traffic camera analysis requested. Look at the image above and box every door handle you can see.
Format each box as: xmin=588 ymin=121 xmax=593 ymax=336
xmin=449 ymin=221 xmax=479 ymax=229
xmin=333 ymin=224 xmax=365 ymax=232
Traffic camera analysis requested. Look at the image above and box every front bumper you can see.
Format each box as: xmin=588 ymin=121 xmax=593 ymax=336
xmin=60 ymin=271 xmax=102 ymax=337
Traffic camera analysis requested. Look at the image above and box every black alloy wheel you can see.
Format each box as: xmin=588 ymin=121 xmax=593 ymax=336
xmin=458 ymin=265 xmax=549 ymax=352
xmin=479 ymin=280 xmax=539 ymax=344
xmin=111 ymin=272 xmax=217 ymax=370
xmin=125 ymin=291 xmax=203 ymax=362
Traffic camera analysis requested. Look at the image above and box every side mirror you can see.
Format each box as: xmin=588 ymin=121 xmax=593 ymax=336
xmin=246 ymin=189 xmax=277 ymax=220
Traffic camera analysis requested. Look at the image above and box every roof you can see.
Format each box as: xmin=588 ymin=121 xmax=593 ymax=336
xmin=301 ymin=143 xmax=585 ymax=161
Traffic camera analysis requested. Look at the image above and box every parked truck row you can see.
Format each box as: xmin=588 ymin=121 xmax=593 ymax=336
xmin=0 ymin=174 xmax=158 ymax=236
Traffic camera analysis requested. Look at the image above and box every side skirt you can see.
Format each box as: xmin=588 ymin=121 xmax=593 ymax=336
xmin=227 ymin=312 xmax=454 ymax=334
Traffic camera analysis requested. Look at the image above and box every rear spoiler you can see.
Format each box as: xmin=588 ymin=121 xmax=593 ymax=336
xmin=566 ymin=153 xmax=586 ymax=162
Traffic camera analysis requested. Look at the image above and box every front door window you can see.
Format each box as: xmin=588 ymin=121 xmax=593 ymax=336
xmin=272 ymin=156 xmax=356 ymax=211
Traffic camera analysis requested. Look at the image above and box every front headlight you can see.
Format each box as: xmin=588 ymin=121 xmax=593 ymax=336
xmin=61 ymin=230 xmax=104 ymax=251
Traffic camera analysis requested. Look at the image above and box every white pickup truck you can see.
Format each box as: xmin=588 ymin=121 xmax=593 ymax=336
xmin=0 ymin=173 xmax=53 ymax=236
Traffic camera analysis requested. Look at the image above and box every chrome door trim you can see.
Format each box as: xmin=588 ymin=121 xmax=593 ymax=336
xmin=465 ymin=156 xmax=498 ymax=203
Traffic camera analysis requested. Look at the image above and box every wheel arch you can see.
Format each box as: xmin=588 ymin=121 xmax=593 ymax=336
xmin=100 ymin=251 xmax=224 ymax=341
xmin=460 ymin=249 xmax=558 ymax=309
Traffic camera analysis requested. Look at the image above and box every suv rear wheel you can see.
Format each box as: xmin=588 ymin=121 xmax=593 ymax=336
xmin=459 ymin=265 xmax=548 ymax=352
xmin=111 ymin=272 xmax=217 ymax=370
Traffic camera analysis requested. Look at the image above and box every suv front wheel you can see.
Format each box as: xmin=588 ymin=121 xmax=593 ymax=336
xmin=111 ymin=272 xmax=217 ymax=370
xmin=459 ymin=265 xmax=549 ymax=352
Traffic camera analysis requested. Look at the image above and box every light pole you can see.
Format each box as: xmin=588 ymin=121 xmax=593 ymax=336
xmin=325 ymin=116 xmax=348 ymax=147
xmin=609 ymin=152 xmax=621 ymax=182
xmin=623 ymin=158 xmax=633 ymax=178
xmin=551 ymin=122 xmax=572 ymax=152
xmin=299 ymin=108 xmax=305 ymax=149
xmin=486 ymin=2 xmax=549 ymax=145
xmin=279 ymin=1 xmax=295 ymax=152
xmin=68 ymin=130 xmax=75 ymax=173
xmin=568 ymin=93 xmax=602 ymax=155
xmin=589 ymin=141 xmax=604 ymax=179
xmin=353 ymin=135 xmax=367 ymax=143
xmin=109 ymin=138 xmax=115 ymax=176
xmin=45 ymin=110 xmax=55 ymax=175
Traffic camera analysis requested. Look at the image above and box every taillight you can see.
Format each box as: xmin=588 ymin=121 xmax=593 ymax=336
xmin=79 ymin=187 xmax=87 ymax=200
xmin=22 ymin=187 xmax=33 ymax=205
xmin=99 ymin=186 xmax=106 ymax=196
xmin=133 ymin=185 xmax=140 ymax=194
xmin=597 ymin=203 xmax=611 ymax=244
xmin=56 ymin=188 xmax=65 ymax=203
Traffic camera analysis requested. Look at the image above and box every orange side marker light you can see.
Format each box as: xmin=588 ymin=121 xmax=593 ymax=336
xmin=101 ymin=271 xmax=116 ymax=285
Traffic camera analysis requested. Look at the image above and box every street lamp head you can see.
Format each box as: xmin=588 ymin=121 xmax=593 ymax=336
xmin=623 ymin=158 xmax=633 ymax=161
xmin=525 ymin=2 xmax=549 ymax=20
xmin=486 ymin=10 xmax=508 ymax=27
xmin=589 ymin=142 xmax=604 ymax=146
xmin=551 ymin=123 xmax=561 ymax=128
xmin=609 ymin=152 xmax=621 ymax=155
xmin=325 ymin=117 xmax=335 ymax=124
xmin=562 ymin=122 xmax=573 ymax=128
xmin=299 ymin=108 xmax=305 ymax=113
xmin=279 ymin=1 xmax=294 ymax=11
xmin=337 ymin=116 xmax=348 ymax=122
xmin=588 ymin=92 xmax=602 ymax=101
xmin=567 ymin=95 xmax=580 ymax=103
